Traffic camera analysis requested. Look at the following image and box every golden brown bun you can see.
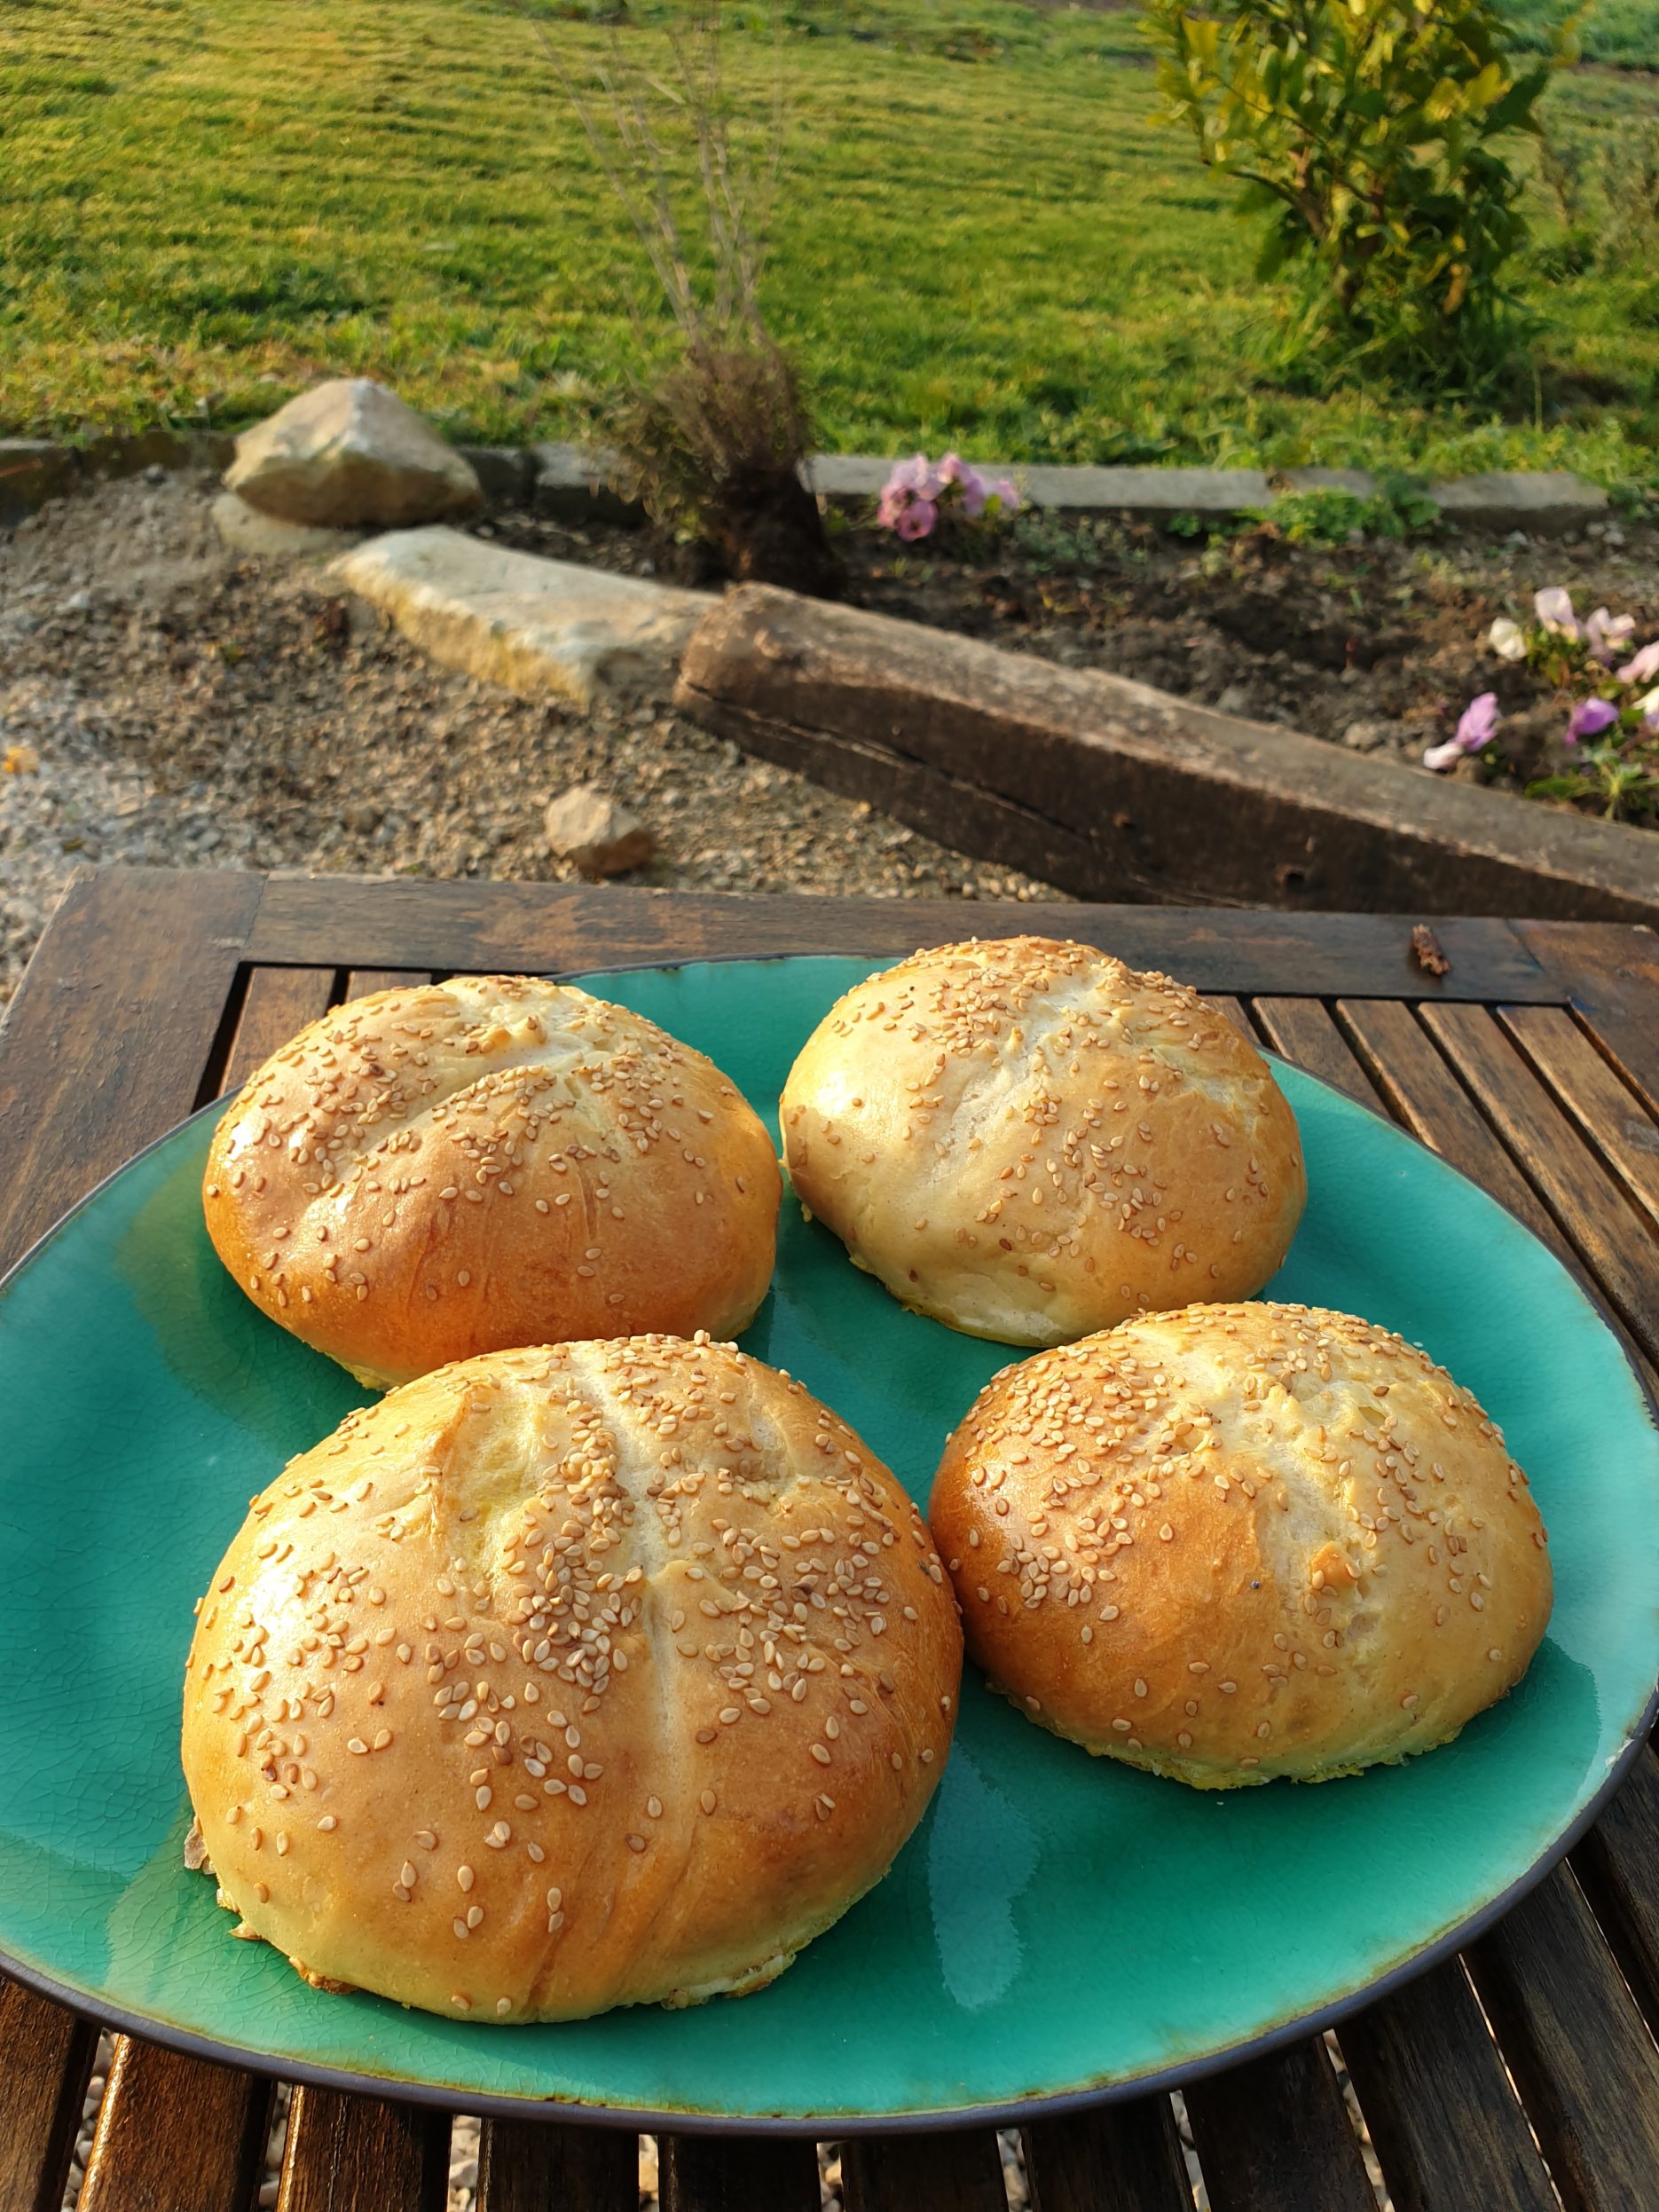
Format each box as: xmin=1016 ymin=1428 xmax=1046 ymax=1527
xmin=182 ymin=1336 xmax=962 ymax=2022
xmin=203 ymin=976 xmax=781 ymax=1386
xmin=780 ymin=937 xmax=1304 ymax=1347
xmin=929 ymin=1303 xmax=1551 ymax=1785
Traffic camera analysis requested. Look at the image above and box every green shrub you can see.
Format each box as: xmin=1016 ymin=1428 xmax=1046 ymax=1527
xmin=1143 ymin=0 xmax=1568 ymax=391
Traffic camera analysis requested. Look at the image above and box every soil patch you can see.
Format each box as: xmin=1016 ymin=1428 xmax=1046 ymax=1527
xmin=479 ymin=504 xmax=1659 ymax=821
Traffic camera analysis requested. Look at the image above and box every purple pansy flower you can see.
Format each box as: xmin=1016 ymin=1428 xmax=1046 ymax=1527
xmin=1565 ymin=696 xmax=1620 ymax=747
xmin=894 ymin=499 xmax=938 ymax=542
xmin=988 ymin=476 xmax=1020 ymax=514
xmin=1424 ymin=690 xmax=1500 ymax=772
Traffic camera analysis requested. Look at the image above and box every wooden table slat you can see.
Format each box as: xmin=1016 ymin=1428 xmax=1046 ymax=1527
xmin=1021 ymin=2095 xmax=1191 ymax=2212
xmin=219 ymin=966 xmax=336 ymax=1095
xmin=0 ymin=868 xmax=263 ymax=1271
xmin=1498 ymin=1004 xmax=1659 ymax=1232
xmin=476 ymin=2117 xmax=637 ymax=2212
xmin=840 ymin=2129 xmax=1008 ymax=2212
xmin=1331 ymin=998 xmax=1572 ymax=1259
xmin=1182 ymin=2037 xmax=1378 ymax=2212
xmin=659 ymin=2132 xmax=821 ymax=2212
xmin=0 ymin=1979 xmax=98 ymax=2212
xmin=342 ymin=968 xmax=432 ymax=1002
xmin=276 ymin=2086 xmax=450 ymax=2212
xmin=247 ymin=881 xmax=1561 ymax=1002
xmin=1335 ymin=1960 xmax=1558 ymax=2212
xmin=1250 ymin=998 xmax=1387 ymax=1112
xmin=1466 ymin=1865 xmax=1659 ymax=2212
xmin=1571 ymin=1742 xmax=1659 ymax=2043
xmin=1419 ymin=1004 xmax=1659 ymax=1371
xmin=76 ymin=2038 xmax=271 ymax=2212
xmin=1513 ymin=920 xmax=1659 ymax=1116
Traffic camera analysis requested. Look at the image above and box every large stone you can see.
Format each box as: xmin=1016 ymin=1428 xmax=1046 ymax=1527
xmin=676 ymin=585 xmax=1659 ymax=925
xmin=544 ymin=784 xmax=657 ymax=878
xmin=212 ymin=492 xmax=363 ymax=560
xmin=330 ymin=528 xmax=713 ymax=706
xmin=225 ymin=379 xmax=483 ymax=528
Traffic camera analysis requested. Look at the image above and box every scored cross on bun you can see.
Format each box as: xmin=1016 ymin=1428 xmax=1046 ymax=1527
xmin=182 ymin=1336 xmax=963 ymax=2022
xmin=203 ymin=975 xmax=782 ymax=1386
xmin=781 ymin=936 xmax=1305 ymax=1345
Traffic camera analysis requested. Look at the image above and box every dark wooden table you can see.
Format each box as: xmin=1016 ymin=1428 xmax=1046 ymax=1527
xmin=3 ymin=866 xmax=1658 ymax=2212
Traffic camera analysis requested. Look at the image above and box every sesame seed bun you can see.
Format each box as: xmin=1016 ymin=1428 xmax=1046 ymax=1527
xmin=203 ymin=976 xmax=782 ymax=1387
xmin=182 ymin=1336 xmax=962 ymax=2022
xmin=929 ymin=1303 xmax=1552 ymax=1786
xmin=779 ymin=938 xmax=1304 ymax=1347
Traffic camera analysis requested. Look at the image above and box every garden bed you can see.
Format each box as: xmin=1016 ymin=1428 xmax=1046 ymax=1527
xmin=476 ymin=502 xmax=1659 ymax=828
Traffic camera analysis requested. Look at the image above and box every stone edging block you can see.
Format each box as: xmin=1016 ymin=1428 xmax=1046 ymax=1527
xmin=330 ymin=526 xmax=713 ymax=707
xmin=1 ymin=429 xmax=1616 ymax=538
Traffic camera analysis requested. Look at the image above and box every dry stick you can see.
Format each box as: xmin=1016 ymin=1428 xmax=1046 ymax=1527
xmin=508 ymin=1 xmax=696 ymax=331
xmin=508 ymin=0 xmax=785 ymax=346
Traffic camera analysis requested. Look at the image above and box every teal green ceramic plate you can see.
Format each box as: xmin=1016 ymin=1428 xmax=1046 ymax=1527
xmin=1 ymin=956 xmax=1656 ymax=2130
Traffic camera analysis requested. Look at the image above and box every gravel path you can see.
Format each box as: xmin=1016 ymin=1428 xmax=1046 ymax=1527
xmin=0 ymin=475 xmax=1055 ymax=1007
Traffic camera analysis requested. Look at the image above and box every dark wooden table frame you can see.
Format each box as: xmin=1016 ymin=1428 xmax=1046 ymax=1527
xmin=2 ymin=868 xmax=1656 ymax=2212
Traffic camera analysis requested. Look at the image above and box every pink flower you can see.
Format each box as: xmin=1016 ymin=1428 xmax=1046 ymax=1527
xmin=1617 ymin=639 xmax=1659 ymax=687
xmin=894 ymin=499 xmax=937 ymax=542
xmin=1565 ymin=697 xmax=1620 ymax=746
xmin=1586 ymin=608 xmax=1637 ymax=665
xmin=888 ymin=453 xmax=939 ymax=498
xmin=1534 ymin=586 xmax=1580 ymax=639
xmin=988 ymin=476 xmax=1020 ymax=514
xmin=937 ymin=453 xmax=987 ymax=517
xmin=1425 ymin=691 xmax=1499 ymax=772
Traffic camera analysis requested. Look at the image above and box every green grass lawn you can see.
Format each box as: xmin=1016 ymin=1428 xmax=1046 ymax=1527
xmin=3 ymin=0 xmax=1657 ymax=485
xmin=1508 ymin=0 xmax=1659 ymax=70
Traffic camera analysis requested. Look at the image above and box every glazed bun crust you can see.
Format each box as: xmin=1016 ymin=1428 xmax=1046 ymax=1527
xmin=204 ymin=976 xmax=782 ymax=1386
xmin=930 ymin=1303 xmax=1551 ymax=1785
xmin=183 ymin=1337 xmax=961 ymax=2023
xmin=780 ymin=937 xmax=1304 ymax=1347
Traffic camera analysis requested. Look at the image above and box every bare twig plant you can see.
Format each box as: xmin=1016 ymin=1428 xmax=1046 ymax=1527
xmin=514 ymin=0 xmax=837 ymax=594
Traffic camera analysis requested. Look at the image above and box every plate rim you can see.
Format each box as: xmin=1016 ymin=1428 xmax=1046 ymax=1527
xmin=0 ymin=954 xmax=1655 ymax=2136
